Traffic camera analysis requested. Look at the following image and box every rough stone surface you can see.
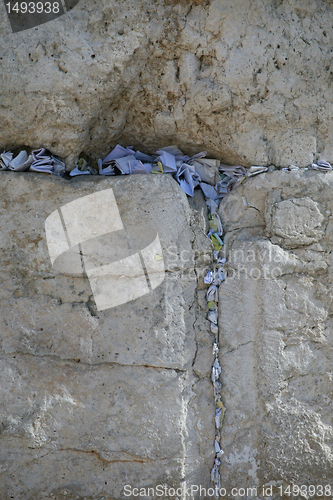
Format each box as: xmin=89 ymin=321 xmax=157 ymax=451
xmin=0 ymin=173 xmax=214 ymax=499
xmin=1 ymin=0 xmax=333 ymax=167
xmin=219 ymin=170 xmax=333 ymax=495
xmin=2 ymin=167 xmax=333 ymax=498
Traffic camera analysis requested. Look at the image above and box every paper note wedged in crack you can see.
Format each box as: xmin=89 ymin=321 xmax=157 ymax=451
xmin=45 ymin=188 xmax=165 ymax=310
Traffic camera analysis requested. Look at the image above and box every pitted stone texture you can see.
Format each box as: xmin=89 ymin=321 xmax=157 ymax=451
xmin=0 ymin=356 xmax=184 ymax=459
xmin=1 ymin=0 xmax=333 ymax=167
xmin=0 ymin=173 xmax=214 ymax=499
xmin=267 ymin=196 xmax=325 ymax=248
xmin=218 ymin=170 xmax=333 ymax=493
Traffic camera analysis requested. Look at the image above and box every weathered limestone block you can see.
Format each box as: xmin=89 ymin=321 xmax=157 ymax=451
xmin=266 ymin=196 xmax=325 ymax=248
xmin=218 ymin=170 xmax=333 ymax=495
xmin=0 ymin=173 xmax=215 ymax=499
xmin=1 ymin=0 xmax=333 ymax=167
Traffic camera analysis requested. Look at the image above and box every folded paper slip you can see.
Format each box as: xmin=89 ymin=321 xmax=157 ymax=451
xmin=175 ymin=163 xmax=200 ymax=197
xmin=207 ymin=300 xmax=217 ymax=310
xmin=32 ymin=148 xmax=53 ymax=164
xmin=189 ymin=150 xmax=207 ymax=161
xmin=208 ymin=215 xmax=218 ymax=232
xmin=70 ymin=167 xmax=90 ymax=177
xmin=151 ymin=161 xmax=164 ymax=174
xmin=214 ymin=442 xmax=224 ymax=459
xmin=0 ymin=151 xmax=13 ymax=169
xmin=208 ymin=214 xmax=223 ymax=235
xmin=102 ymin=144 xmax=136 ymax=164
xmin=310 ymin=161 xmax=332 ymax=171
xmin=77 ymin=158 xmax=88 ymax=170
xmin=210 ymin=322 xmax=218 ymax=334
xmin=206 ymin=285 xmax=218 ymax=302
xmin=204 ymin=270 xmax=213 ymax=284
xmin=215 ymin=402 xmax=226 ymax=426
xmin=8 ymin=152 xmax=33 ymax=171
xmin=206 ymin=199 xmax=219 ymax=215
xmin=211 ymin=233 xmax=223 ymax=251
xmin=211 ymin=359 xmax=222 ymax=382
xmin=211 ymin=465 xmax=221 ymax=489
xmin=29 ymin=148 xmax=54 ymax=173
xmin=134 ymin=150 xmax=155 ymax=163
xmin=52 ymin=159 xmax=66 ymax=176
xmin=208 ymin=310 xmax=218 ymax=325
xmin=114 ymin=155 xmax=137 ymax=174
xmin=131 ymin=162 xmax=152 ymax=174
xmin=29 ymin=164 xmax=53 ymax=173
xmin=156 ymin=145 xmax=185 ymax=159
xmin=196 ymin=158 xmax=220 ymax=169
xmin=156 ymin=150 xmax=177 ymax=173
xmin=216 ymin=184 xmax=232 ymax=196
xmin=98 ymin=159 xmax=115 ymax=176
xmin=200 ymin=182 xmax=218 ymax=201
xmin=155 ymin=149 xmax=207 ymax=165
xmin=247 ymin=165 xmax=268 ymax=177
xmin=213 ymin=250 xmax=219 ymax=261
xmin=220 ymin=164 xmax=246 ymax=177
xmin=318 ymin=160 xmax=331 ymax=168
xmin=70 ymin=158 xmax=91 ymax=176
xmin=216 ymin=174 xmax=238 ymax=195
xmin=212 ymin=268 xmax=226 ymax=285
xmin=115 ymin=156 xmax=150 ymax=175
xmin=214 ymin=440 xmax=222 ymax=453
xmin=192 ymin=160 xmax=220 ymax=185
xmin=9 ymin=150 xmax=28 ymax=169
xmin=142 ymin=163 xmax=153 ymax=174
xmin=213 ymin=381 xmax=222 ymax=399
xmin=282 ymin=164 xmax=299 ymax=171
xmin=215 ymin=408 xmax=223 ymax=428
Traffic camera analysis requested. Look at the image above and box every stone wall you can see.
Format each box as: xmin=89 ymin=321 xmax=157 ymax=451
xmin=1 ymin=0 xmax=333 ymax=494
xmin=219 ymin=169 xmax=333 ymax=496
xmin=1 ymin=169 xmax=333 ymax=498
xmin=1 ymin=0 xmax=333 ymax=167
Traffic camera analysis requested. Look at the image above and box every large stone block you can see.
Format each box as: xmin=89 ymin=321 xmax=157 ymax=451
xmin=0 ymin=173 xmax=215 ymax=499
xmin=1 ymin=0 xmax=333 ymax=167
xmin=218 ymin=170 xmax=333 ymax=495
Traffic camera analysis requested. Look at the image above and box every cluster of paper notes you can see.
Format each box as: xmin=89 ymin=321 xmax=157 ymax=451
xmin=198 ymin=161 xmax=244 ymax=493
xmin=93 ymin=144 xmax=272 ymax=199
xmin=2 ymin=144 xmax=332 ymax=202
xmin=199 ymin=178 xmax=229 ymax=493
xmin=204 ymin=255 xmax=226 ymax=493
xmin=0 ymin=148 xmax=65 ymax=175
